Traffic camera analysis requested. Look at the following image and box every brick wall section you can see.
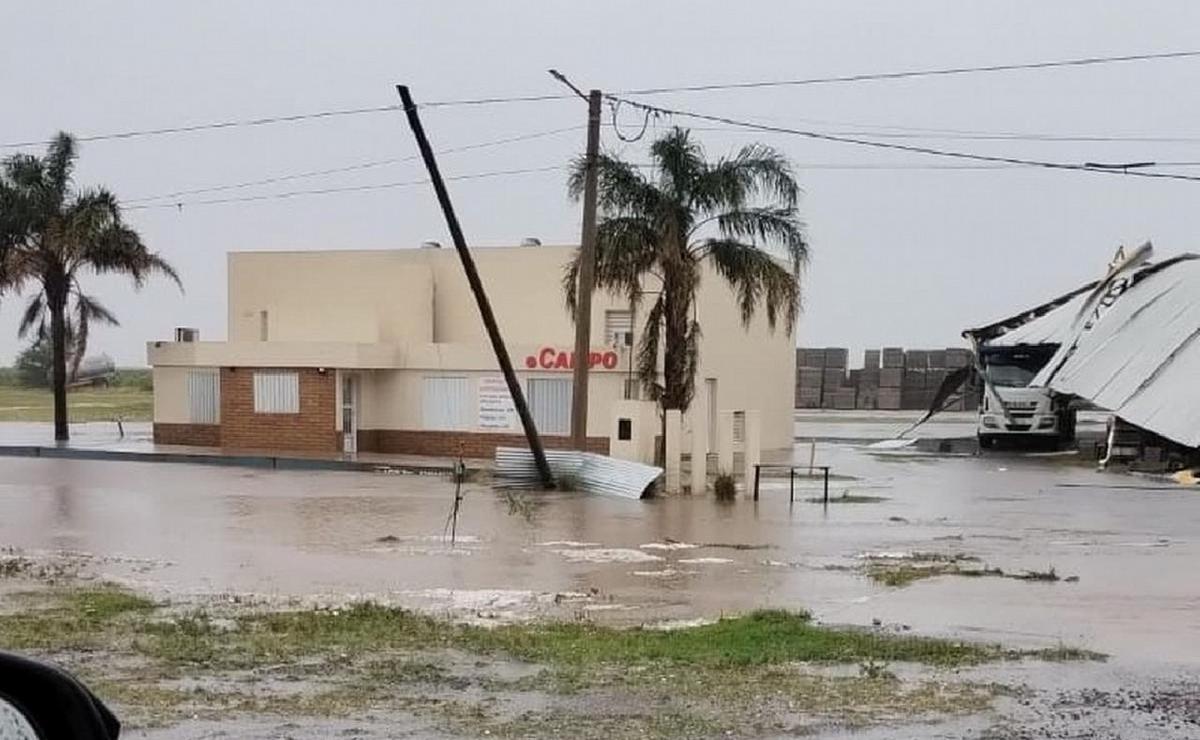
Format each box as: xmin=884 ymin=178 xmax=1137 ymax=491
xmin=220 ymin=367 xmax=339 ymax=452
xmin=153 ymin=423 xmax=221 ymax=447
xmin=362 ymin=429 xmax=608 ymax=459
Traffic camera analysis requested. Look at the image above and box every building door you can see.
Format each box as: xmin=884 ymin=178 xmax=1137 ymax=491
xmin=341 ymin=374 xmax=358 ymax=455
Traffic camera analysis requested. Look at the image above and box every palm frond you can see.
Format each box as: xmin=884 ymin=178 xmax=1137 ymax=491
xmin=570 ymin=153 xmax=660 ymax=217
xmin=1 ymin=153 xmax=45 ymax=190
xmin=83 ymin=223 xmax=182 ymax=290
xmin=44 ymin=132 xmax=77 ymax=202
xmin=702 ymin=238 xmax=803 ymax=333
xmin=636 ymin=294 xmax=665 ymax=402
xmin=17 ymin=292 xmax=45 ymax=339
xmin=691 ymin=143 xmax=799 ymax=213
xmin=563 ymin=215 xmax=660 ymax=318
xmin=712 ymin=207 xmax=808 ymax=258
xmin=649 ymin=128 xmax=705 ymax=201
xmin=74 ymin=290 xmax=120 ymax=327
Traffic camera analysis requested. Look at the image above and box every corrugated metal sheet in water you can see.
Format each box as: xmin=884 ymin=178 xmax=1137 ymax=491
xmin=494 ymin=447 xmax=662 ymax=499
xmin=1032 ymin=257 xmax=1200 ymax=447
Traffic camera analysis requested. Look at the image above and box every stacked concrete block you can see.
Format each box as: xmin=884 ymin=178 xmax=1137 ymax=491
xmin=928 ymin=349 xmax=948 ymax=369
xmin=877 ymin=387 xmax=901 ymax=410
xmin=946 ymin=348 xmax=972 ymax=368
xmin=882 ymin=347 xmax=905 ymax=369
xmin=904 ymin=350 xmax=929 ymax=371
xmin=797 ymin=348 xmax=826 ymax=368
xmin=863 ymin=349 xmax=881 ymax=370
xmin=830 ymin=388 xmax=856 ymax=410
xmin=795 ymin=364 xmax=823 ymax=408
xmin=824 ymin=347 xmax=849 ymax=369
xmin=879 ymin=367 xmax=904 ymax=388
xmin=856 ymin=384 xmax=879 ymax=409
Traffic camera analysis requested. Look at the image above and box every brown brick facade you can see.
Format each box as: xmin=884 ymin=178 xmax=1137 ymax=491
xmin=153 ymin=422 xmax=221 ymax=447
xmin=219 ymin=367 xmax=339 ymax=452
xmin=359 ymin=429 xmax=608 ymax=459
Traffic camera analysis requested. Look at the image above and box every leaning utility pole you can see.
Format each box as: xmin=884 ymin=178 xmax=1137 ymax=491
xmin=396 ymin=85 xmax=554 ymax=488
xmin=549 ymin=70 xmax=603 ymax=451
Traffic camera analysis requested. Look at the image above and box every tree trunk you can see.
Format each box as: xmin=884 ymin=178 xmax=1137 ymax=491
xmin=48 ymin=281 xmax=69 ymax=442
xmin=661 ymin=268 xmax=692 ymax=413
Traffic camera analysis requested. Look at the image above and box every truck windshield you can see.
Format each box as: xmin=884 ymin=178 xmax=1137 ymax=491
xmin=981 ymin=345 xmax=1058 ymax=388
xmin=985 ymin=363 xmax=1038 ymax=387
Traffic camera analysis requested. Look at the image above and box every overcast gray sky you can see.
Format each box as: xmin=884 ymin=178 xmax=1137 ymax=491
xmin=4 ymin=1 xmax=1200 ymax=366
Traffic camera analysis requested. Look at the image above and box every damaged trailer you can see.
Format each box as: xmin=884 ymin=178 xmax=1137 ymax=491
xmin=1028 ymin=248 xmax=1200 ymax=468
xmin=922 ymin=243 xmax=1200 ymax=465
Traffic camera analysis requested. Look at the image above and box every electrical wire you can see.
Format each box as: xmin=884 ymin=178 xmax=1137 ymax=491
xmin=124 ymin=125 xmax=582 ymax=204
xmin=123 ymin=165 xmax=566 ymax=211
xmin=616 ymin=49 xmax=1200 ymax=96
xmin=605 ymin=95 xmax=1200 ymax=183
xmin=686 ymin=124 xmax=1200 ymax=144
xmin=6 ymin=49 xmax=1198 ymax=150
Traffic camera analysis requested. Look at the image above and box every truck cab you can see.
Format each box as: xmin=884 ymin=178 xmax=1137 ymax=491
xmin=977 ymin=344 xmax=1075 ymax=448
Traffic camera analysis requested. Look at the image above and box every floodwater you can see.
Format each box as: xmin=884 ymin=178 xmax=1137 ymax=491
xmin=1 ymin=438 xmax=1198 ymax=671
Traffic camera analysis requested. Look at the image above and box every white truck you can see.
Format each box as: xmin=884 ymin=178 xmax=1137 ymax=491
xmin=975 ymin=343 xmax=1075 ymax=449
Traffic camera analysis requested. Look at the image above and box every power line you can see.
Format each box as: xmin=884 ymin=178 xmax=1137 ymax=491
xmin=124 ymin=125 xmax=582 ymax=204
xmin=124 ymin=165 xmax=566 ymax=211
xmin=617 ymin=49 xmax=1200 ymax=96
xmin=6 ymin=49 xmax=1198 ymax=150
xmin=0 ymin=98 xmax=576 ymax=150
xmin=686 ymin=124 xmax=1200 ymax=144
xmin=606 ymin=95 xmax=1200 ymax=183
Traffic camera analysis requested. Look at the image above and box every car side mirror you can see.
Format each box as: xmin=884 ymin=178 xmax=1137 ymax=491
xmin=0 ymin=652 xmax=120 ymax=739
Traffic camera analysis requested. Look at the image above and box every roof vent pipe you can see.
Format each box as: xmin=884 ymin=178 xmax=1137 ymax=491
xmin=520 ymin=237 xmax=542 ymax=247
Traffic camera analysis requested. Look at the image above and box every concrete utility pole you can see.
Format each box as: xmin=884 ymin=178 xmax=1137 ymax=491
xmin=396 ymin=85 xmax=555 ymax=488
xmin=569 ymin=89 xmax=602 ymax=451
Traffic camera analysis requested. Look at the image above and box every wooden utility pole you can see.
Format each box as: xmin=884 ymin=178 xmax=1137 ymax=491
xmin=396 ymin=85 xmax=555 ymax=488
xmin=569 ymin=89 xmax=602 ymax=450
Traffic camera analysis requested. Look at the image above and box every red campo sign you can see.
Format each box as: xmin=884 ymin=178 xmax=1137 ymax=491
xmin=524 ymin=347 xmax=620 ymax=371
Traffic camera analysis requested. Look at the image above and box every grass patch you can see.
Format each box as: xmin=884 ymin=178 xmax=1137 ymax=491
xmin=0 ymin=385 xmax=152 ymax=422
xmin=862 ymin=554 xmax=1076 ymax=589
xmin=0 ymin=585 xmax=1101 ymax=737
xmin=0 ymin=585 xmax=155 ymax=650
xmin=129 ymin=603 xmax=1006 ymax=670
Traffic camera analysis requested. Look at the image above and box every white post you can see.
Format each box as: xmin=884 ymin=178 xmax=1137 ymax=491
xmin=690 ymin=395 xmax=709 ymax=495
xmin=717 ymin=410 xmax=735 ymax=475
xmin=664 ymin=409 xmax=683 ymax=494
xmin=743 ymin=409 xmax=761 ymax=494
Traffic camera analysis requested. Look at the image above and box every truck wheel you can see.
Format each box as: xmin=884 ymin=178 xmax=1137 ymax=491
xmin=978 ymin=434 xmax=996 ymax=450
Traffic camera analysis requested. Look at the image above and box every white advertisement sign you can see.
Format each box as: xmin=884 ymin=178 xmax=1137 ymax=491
xmin=478 ymin=376 xmax=517 ymax=430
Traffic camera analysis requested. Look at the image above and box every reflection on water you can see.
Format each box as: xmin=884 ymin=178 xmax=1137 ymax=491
xmin=1 ymin=443 xmax=1199 ymax=665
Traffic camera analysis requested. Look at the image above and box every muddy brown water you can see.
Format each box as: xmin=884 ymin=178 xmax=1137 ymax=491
xmin=1 ymin=440 xmax=1198 ymax=669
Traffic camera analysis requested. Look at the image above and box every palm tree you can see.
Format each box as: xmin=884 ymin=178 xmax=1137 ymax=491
xmin=0 ymin=132 xmax=180 ymax=441
xmin=564 ymin=127 xmax=807 ymax=414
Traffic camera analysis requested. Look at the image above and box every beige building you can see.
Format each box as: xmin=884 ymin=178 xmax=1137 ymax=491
xmin=147 ymin=245 xmax=796 ymax=457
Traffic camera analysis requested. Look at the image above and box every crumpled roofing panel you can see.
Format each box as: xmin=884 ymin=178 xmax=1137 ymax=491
xmin=986 ymin=292 xmax=1089 ymax=347
xmin=1032 ymin=257 xmax=1200 ymax=447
